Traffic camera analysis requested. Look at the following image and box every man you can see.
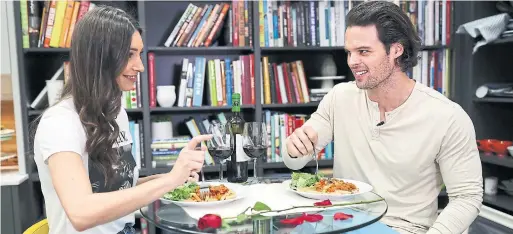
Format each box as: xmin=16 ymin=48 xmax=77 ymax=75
xmin=283 ymin=1 xmax=483 ymax=234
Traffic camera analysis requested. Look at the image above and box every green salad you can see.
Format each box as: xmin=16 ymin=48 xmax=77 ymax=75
xmin=163 ymin=182 xmax=199 ymax=201
xmin=289 ymin=172 xmax=324 ymax=190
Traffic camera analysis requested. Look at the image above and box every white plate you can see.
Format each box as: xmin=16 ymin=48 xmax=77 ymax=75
xmin=282 ymin=178 xmax=373 ymax=200
xmin=160 ymin=181 xmax=248 ymax=207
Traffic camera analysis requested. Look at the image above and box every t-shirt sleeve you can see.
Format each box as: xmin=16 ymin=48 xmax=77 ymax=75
xmin=429 ymin=106 xmax=483 ymax=234
xmin=37 ymin=107 xmax=86 ymax=164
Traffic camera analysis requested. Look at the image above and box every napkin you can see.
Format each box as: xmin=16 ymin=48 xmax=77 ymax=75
xmin=182 ymin=183 xmax=368 ymax=220
xmin=456 ymin=13 xmax=511 ymax=53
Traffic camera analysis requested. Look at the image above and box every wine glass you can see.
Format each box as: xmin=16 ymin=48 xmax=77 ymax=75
xmin=206 ymin=122 xmax=233 ymax=181
xmin=242 ymin=122 xmax=269 ymax=183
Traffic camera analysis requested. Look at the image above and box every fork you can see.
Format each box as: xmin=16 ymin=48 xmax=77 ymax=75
xmin=312 ymin=148 xmax=319 ymax=175
xmin=199 ymin=191 xmax=209 ymax=201
xmin=194 ymin=145 xmax=206 ymax=183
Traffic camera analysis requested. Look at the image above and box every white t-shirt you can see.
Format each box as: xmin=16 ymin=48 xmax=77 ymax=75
xmin=34 ymin=97 xmax=139 ymax=234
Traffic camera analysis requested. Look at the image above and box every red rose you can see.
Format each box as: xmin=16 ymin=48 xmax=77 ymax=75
xmin=314 ymin=199 xmax=332 ymax=206
xmin=334 ymin=212 xmax=353 ymax=220
xmin=198 ymin=214 xmax=222 ymax=230
xmin=280 ymin=213 xmax=324 ymax=226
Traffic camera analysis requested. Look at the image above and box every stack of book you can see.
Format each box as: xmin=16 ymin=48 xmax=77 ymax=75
xmin=147 ymin=55 xmax=256 ymax=108
xmin=163 ymin=1 xmax=253 ymax=47
xmin=150 ymin=136 xmax=190 ymax=168
xmin=20 ymin=0 xmax=97 ymax=48
xmin=262 ymin=110 xmax=333 ymax=163
xmin=261 ymin=58 xmax=310 ymax=105
xmin=257 ymin=0 xmax=451 ymax=48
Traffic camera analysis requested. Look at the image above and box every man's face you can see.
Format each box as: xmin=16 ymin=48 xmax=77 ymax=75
xmin=345 ymin=25 xmax=397 ymax=90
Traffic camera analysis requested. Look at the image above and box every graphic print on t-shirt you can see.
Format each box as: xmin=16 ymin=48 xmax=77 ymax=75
xmin=89 ymin=130 xmax=136 ymax=193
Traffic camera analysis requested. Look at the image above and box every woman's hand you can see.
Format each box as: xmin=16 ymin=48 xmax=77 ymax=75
xmin=168 ymin=134 xmax=213 ymax=183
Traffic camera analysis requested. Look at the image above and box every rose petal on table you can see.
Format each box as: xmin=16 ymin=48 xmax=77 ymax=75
xmin=280 ymin=213 xmax=324 ymax=226
xmin=280 ymin=216 xmax=305 ymax=225
xmin=314 ymin=199 xmax=332 ymax=206
xmin=334 ymin=212 xmax=353 ymax=220
xmin=302 ymin=213 xmax=324 ymax=222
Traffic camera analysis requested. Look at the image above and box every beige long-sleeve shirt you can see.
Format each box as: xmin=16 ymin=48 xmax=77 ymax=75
xmin=283 ymin=81 xmax=483 ymax=234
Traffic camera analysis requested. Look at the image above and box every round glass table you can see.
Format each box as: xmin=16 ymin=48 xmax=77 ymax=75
xmin=140 ymin=179 xmax=387 ymax=234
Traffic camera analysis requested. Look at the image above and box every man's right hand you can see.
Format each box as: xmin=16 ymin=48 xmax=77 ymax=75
xmin=286 ymin=126 xmax=318 ymax=158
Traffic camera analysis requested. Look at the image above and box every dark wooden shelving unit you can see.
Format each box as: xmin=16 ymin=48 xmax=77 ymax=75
xmin=473 ymin=97 xmax=513 ymax=103
xmin=23 ymin=48 xmax=70 ymax=53
xmin=261 ymin=46 xmax=346 ymax=52
xmin=262 ymin=102 xmax=320 ymax=109
xmin=27 ymin=109 xmax=43 ymax=117
xmin=452 ymin=1 xmax=513 ymax=218
xmin=480 ymin=154 xmax=513 ymax=169
xmin=256 ymin=45 xmax=447 ymax=52
xmin=150 ymin=105 xmax=255 ymax=113
xmin=421 ymin=45 xmax=450 ymax=50
xmin=490 ymin=36 xmax=513 ymax=45
xmin=147 ymin=46 xmax=253 ymax=54
xmin=483 ymin=194 xmax=513 ymax=213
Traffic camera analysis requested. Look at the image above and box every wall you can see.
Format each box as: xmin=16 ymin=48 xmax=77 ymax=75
xmin=1 ymin=0 xmax=18 ymax=170
xmin=1 ymin=0 xmax=11 ymax=74
xmin=1 ymin=1 xmax=26 ymax=174
xmin=1 ymin=0 xmax=13 ymax=100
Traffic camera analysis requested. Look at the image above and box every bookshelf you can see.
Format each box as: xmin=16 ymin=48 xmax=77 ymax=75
xmin=451 ymin=1 xmax=513 ymax=216
xmin=472 ymin=97 xmax=513 ymax=104
xmin=13 ymin=0 xmax=456 ymax=233
xmin=147 ymin=46 xmax=253 ymax=54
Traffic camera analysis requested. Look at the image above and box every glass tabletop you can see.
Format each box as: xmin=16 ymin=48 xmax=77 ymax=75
xmin=140 ymin=180 xmax=388 ymax=234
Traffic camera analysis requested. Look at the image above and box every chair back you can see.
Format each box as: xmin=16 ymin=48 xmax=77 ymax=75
xmin=23 ymin=219 xmax=49 ymax=234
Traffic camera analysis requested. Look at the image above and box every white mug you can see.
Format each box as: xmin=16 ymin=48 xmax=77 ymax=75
xmin=46 ymin=80 xmax=64 ymax=106
xmin=484 ymin=177 xmax=498 ymax=195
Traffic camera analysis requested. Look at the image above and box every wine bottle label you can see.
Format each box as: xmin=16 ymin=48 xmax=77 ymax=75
xmin=225 ymin=134 xmax=231 ymax=146
xmin=227 ymin=134 xmax=250 ymax=162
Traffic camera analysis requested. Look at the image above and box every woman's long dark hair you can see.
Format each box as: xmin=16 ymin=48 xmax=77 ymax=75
xmin=60 ymin=6 xmax=140 ymax=186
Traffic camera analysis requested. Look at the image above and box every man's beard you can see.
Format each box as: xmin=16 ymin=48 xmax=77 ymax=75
xmin=356 ymin=59 xmax=394 ymax=90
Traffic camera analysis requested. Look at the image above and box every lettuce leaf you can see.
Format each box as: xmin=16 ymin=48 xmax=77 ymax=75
xmin=289 ymin=172 xmax=324 ymax=190
xmin=163 ymin=182 xmax=199 ymax=201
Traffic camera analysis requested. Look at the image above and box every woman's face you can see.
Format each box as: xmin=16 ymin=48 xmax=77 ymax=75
xmin=116 ymin=31 xmax=145 ymax=91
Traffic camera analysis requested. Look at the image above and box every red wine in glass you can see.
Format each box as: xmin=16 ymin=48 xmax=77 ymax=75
xmin=208 ymin=145 xmax=232 ymax=181
xmin=209 ymin=146 xmax=233 ymax=160
xmin=242 ymin=122 xmax=268 ymax=182
xmin=243 ymin=145 xmax=267 ymax=159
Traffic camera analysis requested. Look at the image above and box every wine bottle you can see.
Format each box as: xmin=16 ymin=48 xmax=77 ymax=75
xmin=226 ymin=93 xmax=249 ymax=183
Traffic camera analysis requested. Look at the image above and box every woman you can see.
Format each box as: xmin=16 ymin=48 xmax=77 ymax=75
xmin=33 ymin=6 xmax=211 ymax=234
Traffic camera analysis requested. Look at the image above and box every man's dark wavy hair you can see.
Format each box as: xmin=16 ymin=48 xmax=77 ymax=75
xmin=346 ymin=1 xmax=421 ymax=72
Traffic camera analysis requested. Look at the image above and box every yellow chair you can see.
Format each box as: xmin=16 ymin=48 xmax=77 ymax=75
xmin=23 ymin=219 xmax=49 ymax=234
